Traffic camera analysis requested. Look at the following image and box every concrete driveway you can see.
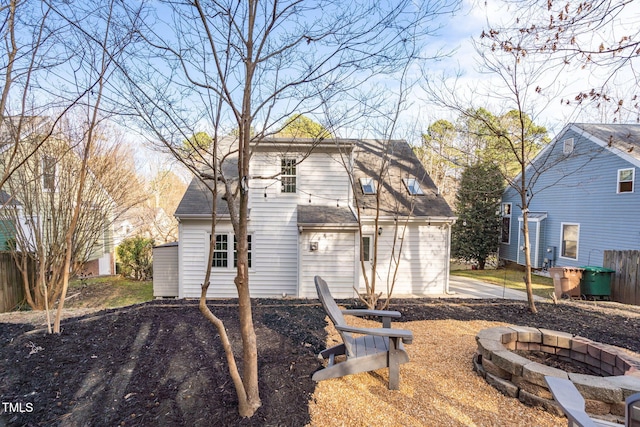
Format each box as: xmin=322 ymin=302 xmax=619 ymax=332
xmin=444 ymin=275 xmax=546 ymax=301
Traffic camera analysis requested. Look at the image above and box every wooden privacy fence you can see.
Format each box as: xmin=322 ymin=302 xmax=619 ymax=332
xmin=0 ymin=252 xmax=32 ymax=313
xmin=603 ymin=250 xmax=640 ymax=306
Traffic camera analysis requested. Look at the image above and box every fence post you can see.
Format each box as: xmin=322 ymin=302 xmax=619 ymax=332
xmin=604 ymin=250 xmax=640 ymax=306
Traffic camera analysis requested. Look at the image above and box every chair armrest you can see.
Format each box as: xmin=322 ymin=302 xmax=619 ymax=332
xmin=335 ymin=324 xmax=413 ymax=343
xmin=342 ymin=309 xmax=402 ymax=318
xmin=545 ymin=376 xmax=599 ymax=427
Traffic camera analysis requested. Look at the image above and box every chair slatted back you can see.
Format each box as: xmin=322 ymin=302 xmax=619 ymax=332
xmin=314 ymin=276 xmax=354 ymax=356
xmin=628 ymin=393 xmax=640 ymax=427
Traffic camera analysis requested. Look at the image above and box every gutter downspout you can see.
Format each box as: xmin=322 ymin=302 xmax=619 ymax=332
xmin=445 ymin=220 xmax=455 ymax=295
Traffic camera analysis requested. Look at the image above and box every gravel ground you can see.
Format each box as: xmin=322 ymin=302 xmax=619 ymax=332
xmin=308 ymin=317 xmax=564 ymax=427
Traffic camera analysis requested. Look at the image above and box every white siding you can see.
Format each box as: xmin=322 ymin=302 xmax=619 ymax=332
xmin=358 ymin=221 xmax=450 ymax=295
xmin=299 ymin=231 xmax=357 ymax=298
xmin=153 ymin=245 xmax=179 ymax=297
xmin=179 ymin=150 xmax=353 ymax=298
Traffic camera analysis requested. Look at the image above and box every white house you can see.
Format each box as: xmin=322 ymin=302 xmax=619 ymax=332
xmin=172 ymin=138 xmax=456 ymax=299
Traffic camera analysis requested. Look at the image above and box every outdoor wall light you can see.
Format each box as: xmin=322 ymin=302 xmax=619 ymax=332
xmin=378 ymin=227 xmax=383 ymax=236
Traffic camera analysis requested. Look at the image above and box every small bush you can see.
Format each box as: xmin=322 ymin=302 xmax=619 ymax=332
xmin=116 ymin=236 xmax=153 ymax=281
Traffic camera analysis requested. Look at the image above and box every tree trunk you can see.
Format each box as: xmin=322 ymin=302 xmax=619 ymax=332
xmin=521 ymin=207 xmax=537 ymax=313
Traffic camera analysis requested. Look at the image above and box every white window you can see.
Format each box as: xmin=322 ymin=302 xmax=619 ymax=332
xmin=560 ymin=223 xmax=579 ymax=260
xmin=501 ymin=203 xmax=512 ymax=244
xmin=211 ymin=233 xmax=252 ymax=268
xmin=618 ymin=168 xmax=635 ymax=193
xmin=234 ymin=235 xmax=252 ymax=268
xmin=42 ymin=156 xmax=57 ymax=191
xmin=563 ymin=138 xmax=574 ymax=155
xmin=359 ymin=177 xmax=376 ymax=195
xmin=212 ymin=234 xmax=228 ymax=267
xmin=281 ymin=158 xmax=296 ymax=193
xmin=361 ymin=235 xmax=373 ymax=262
xmin=403 ymin=178 xmax=424 ymax=195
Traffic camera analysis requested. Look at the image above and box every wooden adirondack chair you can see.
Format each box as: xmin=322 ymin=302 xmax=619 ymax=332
xmin=545 ymin=376 xmax=632 ymax=427
xmin=312 ymin=276 xmax=413 ymax=390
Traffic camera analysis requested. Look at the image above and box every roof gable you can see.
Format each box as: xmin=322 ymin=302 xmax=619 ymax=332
xmin=175 ymin=138 xmax=454 ymax=219
xmin=570 ymin=123 xmax=640 ymax=167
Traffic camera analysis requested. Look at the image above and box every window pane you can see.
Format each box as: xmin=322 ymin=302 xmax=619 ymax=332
xmin=620 ymin=169 xmax=634 ymax=181
xmin=501 ymin=217 xmax=510 ymax=244
xmin=403 ymin=178 xmax=424 ymax=195
xmin=359 ymin=177 xmax=376 ymax=194
xmin=213 ymin=234 xmax=228 ymax=267
xmin=619 ymin=169 xmax=634 ymax=193
xmin=362 ymin=236 xmax=371 ymax=261
xmin=620 ymin=181 xmax=633 ymax=192
xmin=234 ymin=235 xmax=252 ymax=268
xmin=43 ymin=156 xmax=56 ymax=191
xmin=561 ymin=225 xmax=578 ymax=259
xmin=281 ymin=158 xmax=296 ymax=193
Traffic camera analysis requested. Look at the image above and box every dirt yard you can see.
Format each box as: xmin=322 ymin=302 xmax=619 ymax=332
xmin=1 ymin=296 xmax=640 ymax=426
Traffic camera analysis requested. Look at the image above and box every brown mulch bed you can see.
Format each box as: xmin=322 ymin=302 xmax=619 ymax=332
xmin=1 ymin=298 xmax=639 ymax=426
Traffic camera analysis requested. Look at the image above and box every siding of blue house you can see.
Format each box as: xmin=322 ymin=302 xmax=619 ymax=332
xmin=500 ymin=124 xmax=640 ymax=269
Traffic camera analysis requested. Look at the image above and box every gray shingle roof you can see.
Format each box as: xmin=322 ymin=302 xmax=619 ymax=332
xmin=352 ymin=139 xmax=454 ymax=218
xmin=297 ymin=205 xmax=357 ymax=225
xmin=174 ymin=176 xmax=230 ymax=218
xmin=175 ymin=138 xmax=454 ymax=221
xmin=573 ymin=123 xmax=640 ymax=162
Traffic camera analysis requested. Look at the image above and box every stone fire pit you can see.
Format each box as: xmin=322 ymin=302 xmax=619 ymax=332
xmin=473 ymin=326 xmax=640 ymax=424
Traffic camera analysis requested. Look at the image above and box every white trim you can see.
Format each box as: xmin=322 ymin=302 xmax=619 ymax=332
xmin=359 ymin=177 xmax=376 ymax=194
xmin=617 ymin=167 xmax=635 ymax=193
xmin=361 ymin=234 xmax=373 ymax=262
xmin=208 ymin=231 xmax=254 ymax=271
xmin=508 ymin=124 xmax=640 ymax=185
xmin=402 ymin=178 xmax=424 ymax=195
xmin=178 ymin=222 xmax=184 ymax=298
xmin=280 ymin=156 xmax=297 ymax=193
xmin=41 ymin=155 xmax=57 ymax=192
xmin=501 ymin=202 xmax=512 ymax=245
xmin=568 ymin=124 xmax=640 ymax=168
xmin=563 ymin=138 xmax=574 ymax=155
xmin=559 ymin=222 xmax=580 ymax=261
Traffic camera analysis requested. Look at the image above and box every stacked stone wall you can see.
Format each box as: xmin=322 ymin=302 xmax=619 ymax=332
xmin=474 ymin=326 xmax=640 ymax=424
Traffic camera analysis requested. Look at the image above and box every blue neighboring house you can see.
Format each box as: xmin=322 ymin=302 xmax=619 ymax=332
xmin=499 ymin=123 xmax=640 ymax=269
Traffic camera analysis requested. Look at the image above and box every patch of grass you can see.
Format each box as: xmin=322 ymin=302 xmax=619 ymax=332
xmin=451 ymin=268 xmax=555 ymax=299
xmin=68 ymin=276 xmax=153 ymax=308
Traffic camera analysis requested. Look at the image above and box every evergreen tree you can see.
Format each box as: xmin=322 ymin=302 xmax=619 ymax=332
xmin=451 ymin=163 xmax=505 ymax=270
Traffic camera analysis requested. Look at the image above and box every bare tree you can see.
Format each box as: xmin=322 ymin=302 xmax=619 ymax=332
xmin=487 ymin=0 xmax=640 ymax=121
xmin=116 ymin=0 xmax=458 ymax=417
xmin=0 ymin=120 xmax=141 ymax=327
xmin=1 ymin=0 xmax=147 ymax=334
xmin=0 ymin=1 xmax=79 ymax=189
xmin=424 ymin=24 xmax=561 ymax=312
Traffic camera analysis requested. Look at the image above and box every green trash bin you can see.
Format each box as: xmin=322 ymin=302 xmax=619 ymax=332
xmin=579 ymin=266 xmax=615 ymax=299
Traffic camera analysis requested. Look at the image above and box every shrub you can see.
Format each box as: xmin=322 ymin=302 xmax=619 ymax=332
xmin=116 ymin=236 xmax=154 ymax=280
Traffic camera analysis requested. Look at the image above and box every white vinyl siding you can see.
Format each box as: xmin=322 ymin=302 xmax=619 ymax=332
xmin=180 ymin=150 xmax=353 ymax=298
xmin=299 ymin=231 xmax=357 ymax=298
xmin=357 ymin=222 xmax=449 ymax=295
xmin=178 ymin=148 xmax=453 ymax=298
xmin=153 ymin=244 xmax=179 ymax=297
